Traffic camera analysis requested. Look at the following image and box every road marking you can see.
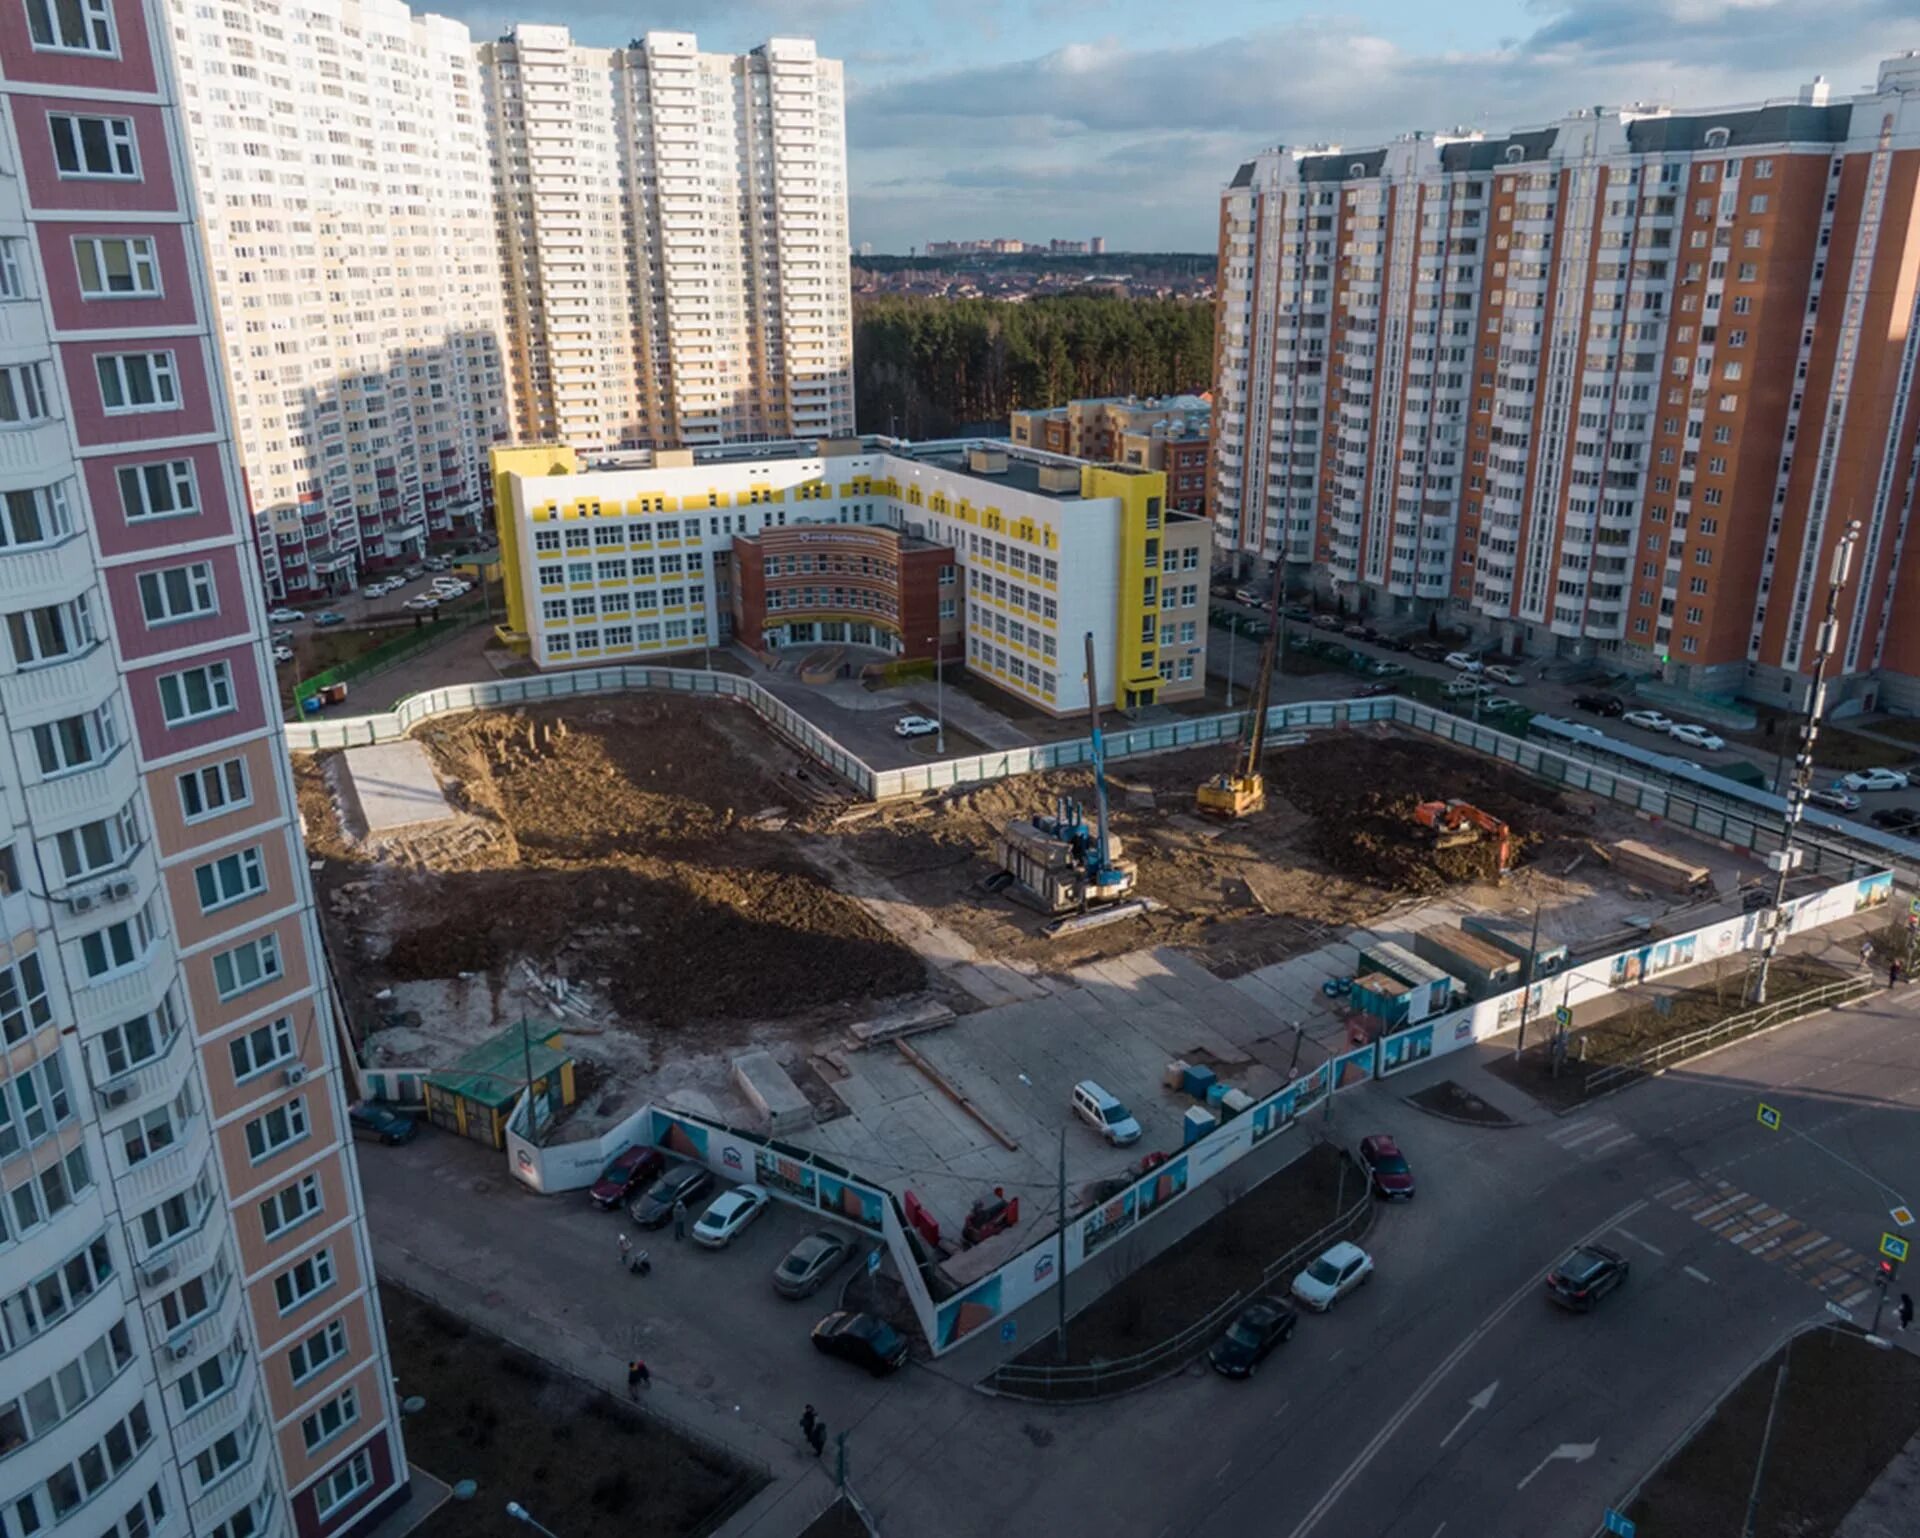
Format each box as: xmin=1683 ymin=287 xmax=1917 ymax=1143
xmin=1327 ymin=1348 xmax=1345 ymax=1363
xmin=1430 ymin=1525 xmax=1447 ymax=1538
xmin=1439 ymin=1380 xmax=1501 ymax=1449
xmin=1652 ymin=1178 xmax=1694 ymax=1201
xmin=1590 ymin=1132 xmax=1638 ymax=1157
xmin=1272 ymin=1401 xmax=1292 ymax=1421
xmin=1684 ymin=1265 xmax=1714 ymax=1285
xmin=1282 ymin=1199 xmax=1646 ymax=1538
xmin=1615 ymin=1227 xmax=1665 ymax=1257
xmin=1516 ymin=1440 xmax=1599 ymax=1491
xmin=1841 ymin=1287 xmax=1874 ymax=1309
xmin=1558 ymin=1122 xmax=1621 ymax=1149
xmin=1215 ymin=1459 xmax=1234 ymax=1483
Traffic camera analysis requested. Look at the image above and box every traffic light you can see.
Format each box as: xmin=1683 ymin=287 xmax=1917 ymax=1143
xmin=1879 ymin=1258 xmax=1899 ymax=1283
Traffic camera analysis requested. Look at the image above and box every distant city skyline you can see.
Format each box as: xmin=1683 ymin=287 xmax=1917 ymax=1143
xmin=430 ymin=0 xmax=1904 ymax=250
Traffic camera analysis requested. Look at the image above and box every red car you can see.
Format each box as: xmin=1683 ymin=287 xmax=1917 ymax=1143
xmin=589 ymin=1145 xmax=663 ymax=1209
xmin=1358 ymin=1134 xmax=1415 ymax=1200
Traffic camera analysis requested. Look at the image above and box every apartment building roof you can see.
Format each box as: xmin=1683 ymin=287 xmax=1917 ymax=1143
xmin=1624 ymin=102 xmax=1853 ymax=152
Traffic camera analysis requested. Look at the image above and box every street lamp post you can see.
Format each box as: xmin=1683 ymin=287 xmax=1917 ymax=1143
xmin=1511 ymin=905 xmax=1545 ymax=1060
xmin=1749 ymin=520 xmax=1861 ymax=1006
xmin=936 ymin=641 xmax=946 ymax=756
xmin=1225 ymin=621 xmax=1237 ymax=709
xmin=507 ymin=1503 xmax=562 ymax=1538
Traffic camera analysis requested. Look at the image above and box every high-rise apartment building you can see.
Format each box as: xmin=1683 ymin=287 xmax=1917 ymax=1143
xmin=478 ymin=26 xmax=853 ymax=454
xmin=166 ymin=0 xmax=510 ymax=601
xmin=1213 ymin=55 xmax=1920 ymax=710
xmin=0 ymin=7 xmax=405 ymax=1538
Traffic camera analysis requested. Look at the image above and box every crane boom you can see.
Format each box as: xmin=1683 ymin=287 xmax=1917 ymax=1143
xmin=1083 ymin=631 xmax=1115 ymax=885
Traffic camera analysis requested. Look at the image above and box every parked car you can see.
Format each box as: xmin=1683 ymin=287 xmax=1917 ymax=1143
xmin=1443 ymin=652 xmax=1481 ymax=672
xmin=404 ymin=596 xmax=441 ymax=612
xmin=1545 ymin=1244 xmax=1630 ymax=1311
xmin=1669 ymin=723 xmax=1726 ymax=752
xmin=1208 ymin=1297 xmax=1298 ymax=1379
xmin=1806 ymin=787 xmax=1860 ymax=813
xmin=1358 ymin=1134 xmax=1415 ymax=1200
xmin=1342 ymin=621 xmax=1372 ymax=639
xmin=812 ymin=1311 xmax=909 ymax=1375
xmin=1409 ymin=642 xmax=1449 ymax=663
xmin=1622 ymin=709 xmax=1674 ymax=733
xmin=894 ymin=715 xmax=940 ymax=738
xmin=1574 ymin=692 xmax=1626 ymax=716
xmin=1233 ymin=588 xmax=1261 ymax=606
xmin=348 ymin=1101 xmax=417 ymax=1145
xmin=1442 ymin=676 xmax=1491 ymax=698
xmin=1353 ymin=682 xmax=1397 ymax=699
xmin=1291 ymin=1241 xmax=1374 ymax=1312
xmin=1479 ymin=695 xmax=1522 ymax=714
xmin=1483 ymin=664 xmax=1522 ymax=687
xmin=424 ymin=555 xmax=451 ymax=571
xmin=315 ymin=611 xmax=346 ymax=627
xmin=692 ymin=1184 xmax=769 ymax=1249
xmin=1312 ymin=613 xmax=1343 ymax=630
xmin=272 ymin=645 xmax=294 ymax=665
xmin=1368 ymin=660 xmax=1407 ymax=677
xmin=1071 ymin=1080 xmax=1142 ymax=1146
xmin=361 ymin=584 xmax=387 ymax=600
xmin=1381 ymin=634 xmax=1413 ymax=653
xmin=1841 ymin=768 xmax=1911 ymax=793
xmin=773 ymin=1232 xmax=854 ymax=1299
xmin=588 ymin=1144 xmax=664 ymax=1209
xmin=628 ymin=1162 xmax=712 ymax=1228
xmin=1870 ymin=807 xmax=1920 ymax=832
xmin=268 ymin=607 xmax=302 ymax=623
xmin=270 ymin=628 xmax=293 ymax=646
xmin=403 ymin=564 xmax=425 ymax=580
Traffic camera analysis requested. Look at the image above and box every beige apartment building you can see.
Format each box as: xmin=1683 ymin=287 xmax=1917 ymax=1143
xmin=477 ymin=26 xmax=854 ymax=455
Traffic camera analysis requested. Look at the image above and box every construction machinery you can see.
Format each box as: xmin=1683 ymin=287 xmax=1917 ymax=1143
xmin=991 ymin=632 xmax=1142 ymax=930
xmin=1198 ymin=568 xmax=1285 ymax=818
xmin=1411 ymin=799 xmax=1514 ymax=873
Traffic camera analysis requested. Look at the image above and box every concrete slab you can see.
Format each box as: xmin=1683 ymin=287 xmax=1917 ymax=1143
xmin=729 ymin=1049 xmax=812 ymax=1135
xmin=341 ymin=740 xmax=453 ymax=835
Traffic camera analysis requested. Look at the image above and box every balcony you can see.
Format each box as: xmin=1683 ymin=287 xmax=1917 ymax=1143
xmin=0 ymin=420 xmax=68 ymax=476
xmin=134 ymin=1187 xmax=227 ymax=1292
xmin=188 ymin=1421 xmax=273 ymax=1534
xmin=0 ymin=640 xmax=118 ymax=729
xmin=69 ymin=951 xmax=174 ymax=1037
xmin=172 ymin=1357 xmax=259 ymax=1464
xmin=91 ymin=1022 xmax=190 ymax=1122
xmin=114 ymin=1109 xmax=212 ymax=1209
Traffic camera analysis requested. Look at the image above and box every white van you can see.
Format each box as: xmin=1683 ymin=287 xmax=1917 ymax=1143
xmin=1071 ymin=1081 xmax=1142 ymax=1146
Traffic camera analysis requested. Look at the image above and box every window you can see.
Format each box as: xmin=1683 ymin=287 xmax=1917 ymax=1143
xmin=157 ymin=1253 xmax=225 ymax=1334
xmin=137 ymin=562 xmax=215 ymax=624
xmin=193 ymin=847 xmax=265 ymax=912
xmin=288 ymin=1319 xmax=348 ymax=1385
xmin=0 ymin=238 xmax=20 ymax=299
xmin=0 ymin=482 xmax=73 ymax=548
xmin=314 ymin=1448 xmax=374 ymax=1521
xmin=8 ymin=594 xmax=94 ymax=664
xmin=48 ymin=113 xmax=135 ymax=176
xmin=53 ymin=803 xmax=138 ymax=879
xmin=228 ymin=1015 xmax=294 ymax=1081
xmin=0 ymin=361 xmax=50 ymax=423
xmin=214 ymin=933 xmax=283 ymax=1001
xmin=158 ymin=661 xmax=234 ymax=725
xmin=176 ymin=1337 xmax=239 ymax=1413
xmin=98 ymin=1000 xmax=173 ymax=1077
xmin=96 ymin=351 xmax=178 ymax=413
xmin=178 ymin=756 xmax=249 ymax=820
xmin=260 ymin=1173 xmax=321 ymax=1240
xmin=0 ymin=952 xmax=52 ymax=1047
xmin=43 ymin=1403 xmax=151 ymax=1518
xmin=117 ymin=458 xmax=198 ymax=521
xmin=244 ymin=1096 xmax=307 ymax=1164
xmin=191 ymin=1425 xmax=249 ymax=1492
xmin=27 ymin=0 xmax=117 ymax=54
xmin=273 ymin=1248 xmax=335 ymax=1314
xmin=74 ymin=236 xmax=159 ymax=298
xmin=80 ymin=903 xmax=155 ymax=979
xmin=0 ymin=1233 xmax=111 ymax=1354
xmin=0 ymin=1053 xmax=72 ymax=1158
xmin=301 ymin=1387 xmax=358 ymax=1453
xmin=120 ymin=1090 xmax=189 ymax=1169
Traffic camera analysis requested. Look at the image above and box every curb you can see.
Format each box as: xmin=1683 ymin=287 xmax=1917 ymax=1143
xmin=1399 ymin=1084 xmax=1523 ymax=1130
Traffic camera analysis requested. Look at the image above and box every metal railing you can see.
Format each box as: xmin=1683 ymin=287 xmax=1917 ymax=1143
xmin=984 ymin=1161 xmax=1372 ymax=1403
xmin=1582 ymin=974 xmax=1876 ymax=1095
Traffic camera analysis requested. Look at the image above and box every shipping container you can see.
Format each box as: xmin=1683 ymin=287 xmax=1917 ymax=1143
xmin=1357 ymin=942 xmax=1459 ymax=1023
xmin=1350 ymin=971 xmax=1412 ymax=1028
xmin=1460 ymin=912 xmax=1570 ymax=974
xmin=1412 ymin=926 xmax=1524 ymax=999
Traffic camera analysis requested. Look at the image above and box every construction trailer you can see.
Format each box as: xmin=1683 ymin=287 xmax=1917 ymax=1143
xmin=1412 ymin=926 xmax=1525 ymax=999
xmin=1609 ymin=838 xmax=1713 ymax=896
xmin=1356 ymin=942 xmax=1460 ymax=1023
xmin=1460 ymin=912 xmax=1571 ymax=974
xmin=1350 ymin=971 xmax=1415 ymax=1030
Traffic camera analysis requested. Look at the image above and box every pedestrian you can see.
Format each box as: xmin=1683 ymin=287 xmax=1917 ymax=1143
xmin=617 ymin=1233 xmax=632 ymax=1268
xmin=808 ymin=1418 xmax=827 ymax=1458
xmin=1862 ymin=940 xmax=1876 ymax=967
xmin=799 ymin=1404 xmax=818 ymax=1444
xmin=1900 ymin=1293 xmax=1914 ymax=1331
xmin=627 ymin=1358 xmax=650 ymax=1399
xmin=1892 ymin=959 xmax=1904 ymax=988
xmin=673 ymin=1198 xmax=688 ymax=1241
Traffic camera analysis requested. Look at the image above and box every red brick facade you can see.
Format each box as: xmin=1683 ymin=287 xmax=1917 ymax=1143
xmin=730 ymin=525 xmax=958 ymax=658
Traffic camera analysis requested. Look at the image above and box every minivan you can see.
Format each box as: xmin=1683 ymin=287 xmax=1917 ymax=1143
xmin=1071 ymin=1081 xmax=1142 ymax=1146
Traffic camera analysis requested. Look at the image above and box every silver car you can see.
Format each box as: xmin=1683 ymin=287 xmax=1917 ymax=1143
xmin=773 ymin=1231 xmax=853 ymax=1298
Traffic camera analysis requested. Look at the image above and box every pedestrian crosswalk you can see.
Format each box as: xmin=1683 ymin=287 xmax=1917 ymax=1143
xmin=1544 ymin=1113 xmax=1640 ymax=1162
xmin=1649 ymin=1175 xmax=1881 ymax=1308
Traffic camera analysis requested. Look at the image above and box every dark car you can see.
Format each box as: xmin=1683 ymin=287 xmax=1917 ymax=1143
xmin=774 ymin=1232 xmax=854 ymax=1298
xmin=1870 ymin=807 xmax=1920 ymax=832
xmin=1381 ymin=634 xmax=1413 ymax=652
xmin=348 ymin=1101 xmax=417 ymax=1145
xmin=628 ymin=1162 xmax=713 ymax=1228
xmin=589 ymin=1144 xmax=664 ymax=1210
xmin=1545 ymin=1244 xmax=1630 ymax=1311
xmin=1208 ymin=1297 xmax=1298 ymax=1378
xmin=1409 ymin=642 xmax=1449 ymax=663
xmin=811 ymin=1311 xmax=909 ymax=1375
xmin=1354 ymin=682 xmax=1397 ymax=699
xmin=1574 ymin=692 xmax=1626 ymax=717
xmin=1358 ymin=1133 xmax=1415 ymax=1199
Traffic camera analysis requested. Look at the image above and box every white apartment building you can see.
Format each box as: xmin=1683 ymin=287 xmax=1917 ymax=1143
xmin=478 ymin=27 xmax=854 ymax=455
xmin=167 ymin=0 xmax=511 ymax=601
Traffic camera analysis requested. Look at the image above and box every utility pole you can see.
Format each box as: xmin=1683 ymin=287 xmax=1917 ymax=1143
xmin=1225 ymin=618 xmax=1237 ymax=709
xmin=1740 ymin=1343 xmax=1792 ymax=1538
xmin=935 ymin=638 xmax=946 ymax=756
xmin=1511 ymin=905 xmax=1545 ymax=1059
xmin=1055 ymin=1127 xmax=1069 ymax=1362
xmin=1750 ymin=520 xmax=1860 ymax=1005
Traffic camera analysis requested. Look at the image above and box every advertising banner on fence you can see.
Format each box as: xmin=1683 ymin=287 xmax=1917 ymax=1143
xmin=818 ymin=1172 xmax=886 ymax=1232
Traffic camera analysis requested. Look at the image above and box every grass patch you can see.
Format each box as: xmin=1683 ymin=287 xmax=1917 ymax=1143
xmin=1627 ymin=1326 xmax=1920 ymax=1537
xmin=1813 ymin=729 xmax=1915 ymax=772
xmin=385 ymin=1283 xmax=764 ymax=1538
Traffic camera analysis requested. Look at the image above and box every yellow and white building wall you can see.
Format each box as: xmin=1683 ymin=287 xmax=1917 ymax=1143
xmin=491 ymin=440 xmax=1210 ymax=717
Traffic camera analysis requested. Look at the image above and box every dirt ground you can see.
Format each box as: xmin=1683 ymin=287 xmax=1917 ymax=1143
xmin=1627 ymin=1325 xmax=1920 ymax=1537
xmin=386 ymin=1283 xmax=762 ymax=1538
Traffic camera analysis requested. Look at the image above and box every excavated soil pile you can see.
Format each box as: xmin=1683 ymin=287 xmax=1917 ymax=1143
xmin=305 ymin=697 xmax=923 ymax=1033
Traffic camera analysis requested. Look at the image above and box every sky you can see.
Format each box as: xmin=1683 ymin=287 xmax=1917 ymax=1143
xmin=438 ymin=0 xmax=1915 ymax=252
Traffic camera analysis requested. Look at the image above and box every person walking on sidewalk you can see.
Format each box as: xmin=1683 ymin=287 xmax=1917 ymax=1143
xmin=617 ymin=1233 xmax=632 ymax=1268
xmin=627 ymin=1359 xmax=651 ymax=1399
xmin=1893 ymin=959 xmax=1905 ymax=988
xmin=1899 ymin=1292 xmax=1914 ymax=1331
xmin=673 ymin=1198 xmax=688 ymax=1241
xmin=800 ymin=1404 xmax=818 ymax=1444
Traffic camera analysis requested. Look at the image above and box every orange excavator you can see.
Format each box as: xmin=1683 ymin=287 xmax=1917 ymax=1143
xmin=1412 ymin=799 xmax=1513 ymax=873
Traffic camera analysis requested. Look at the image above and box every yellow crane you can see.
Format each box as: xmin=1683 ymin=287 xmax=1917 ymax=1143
xmin=1197 ymin=568 xmax=1285 ymax=819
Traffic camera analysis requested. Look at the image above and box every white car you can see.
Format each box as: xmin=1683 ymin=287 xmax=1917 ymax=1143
xmin=403 ymin=595 xmax=440 ymax=612
xmin=1441 ymin=677 xmax=1491 ymax=698
xmin=268 ymin=607 xmax=302 ymax=624
xmin=894 ymin=715 xmax=940 ymax=738
xmin=1840 ymin=767 xmax=1911 ymax=793
xmin=272 ymin=645 xmax=294 ymax=665
xmin=1291 ymin=1241 xmax=1374 ymax=1312
xmin=1443 ymin=652 xmax=1482 ymax=673
xmin=432 ymin=581 xmax=470 ymax=597
xmin=1480 ymin=695 xmax=1521 ymax=713
xmin=1482 ymin=664 xmax=1522 ymax=686
xmin=1806 ymin=787 xmax=1860 ymax=812
xmin=692 ymin=1184 xmax=769 ymax=1249
xmin=1622 ymin=709 xmax=1673 ymax=733
xmin=1669 ymin=723 xmax=1726 ymax=752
